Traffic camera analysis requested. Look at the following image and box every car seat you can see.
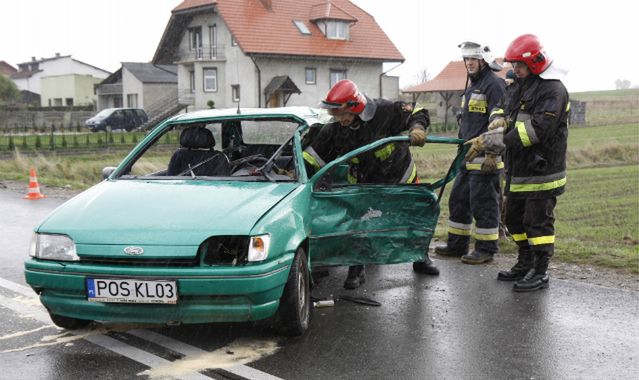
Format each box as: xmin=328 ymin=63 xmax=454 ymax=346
xmin=167 ymin=126 xmax=231 ymax=176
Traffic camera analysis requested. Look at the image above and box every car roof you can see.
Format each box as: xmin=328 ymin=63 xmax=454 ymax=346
xmin=169 ymin=106 xmax=331 ymax=126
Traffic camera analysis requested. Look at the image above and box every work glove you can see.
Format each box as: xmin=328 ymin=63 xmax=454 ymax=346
xmin=464 ymin=127 xmax=505 ymax=162
xmin=481 ymin=153 xmax=499 ymax=173
xmin=488 ymin=117 xmax=507 ymax=131
xmin=408 ymin=124 xmax=428 ymax=147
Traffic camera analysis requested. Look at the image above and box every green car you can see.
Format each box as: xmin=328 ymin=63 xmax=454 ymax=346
xmin=24 ymin=107 xmax=465 ymax=335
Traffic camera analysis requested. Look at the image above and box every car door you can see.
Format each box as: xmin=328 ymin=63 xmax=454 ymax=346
xmin=307 ymin=135 xmax=467 ymax=267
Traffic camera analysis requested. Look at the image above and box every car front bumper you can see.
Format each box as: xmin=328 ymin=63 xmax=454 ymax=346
xmin=24 ymin=253 xmax=293 ymax=324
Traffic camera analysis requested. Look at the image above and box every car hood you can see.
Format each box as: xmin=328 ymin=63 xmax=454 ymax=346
xmin=38 ymin=180 xmax=299 ymax=246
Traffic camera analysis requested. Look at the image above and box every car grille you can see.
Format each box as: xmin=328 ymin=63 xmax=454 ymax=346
xmin=79 ymin=257 xmax=199 ymax=267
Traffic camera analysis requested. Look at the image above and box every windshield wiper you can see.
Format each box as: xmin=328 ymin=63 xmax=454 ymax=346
xmin=257 ymin=136 xmax=293 ymax=182
xmin=187 ymin=164 xmax=197 ymax=179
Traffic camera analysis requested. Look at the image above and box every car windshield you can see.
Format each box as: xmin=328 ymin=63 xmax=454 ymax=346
xmin=116 ymin=117 xmax=303 ymax=182
xmin=94 ymin=109 xmax=115 ymax=118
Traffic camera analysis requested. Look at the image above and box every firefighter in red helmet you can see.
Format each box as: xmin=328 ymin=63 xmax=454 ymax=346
xmin=466 ymin=34 xmax=569 ymax=292
xmin=304 ymin=79 xmax=437 ymax=289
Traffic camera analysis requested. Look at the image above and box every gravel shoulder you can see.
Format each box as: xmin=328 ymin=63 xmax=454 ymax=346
xmin=2 ymin=179 xmax=637 ymax=293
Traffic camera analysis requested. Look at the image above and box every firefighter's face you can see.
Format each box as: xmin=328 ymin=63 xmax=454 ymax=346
xmin=329 ymin=109 xmax=357 ymax=127
xmin=512 ymin=62 xmax=531 ymax=79
xmin=464 ymin=57 xmax=483 ymax=75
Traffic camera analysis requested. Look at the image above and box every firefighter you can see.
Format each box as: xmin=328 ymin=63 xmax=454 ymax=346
xmin=303 ymin=79 xmax=437 ymax=289
xmin=467 ymin=34 xmax=569 ymax=292
xmin=434 ymin=41 xmax=506 ymax=264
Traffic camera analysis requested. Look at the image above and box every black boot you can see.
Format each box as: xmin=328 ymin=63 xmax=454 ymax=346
xmin=343 ymin=265 xmax=366 ymax=289
xmin=513 ymin=252 xmax=550 ymax=292
xmin=460 ymin=251 xmax=494 ymax=264
xmin=497 ymin=248 xmax=533 ymax=281
xmin=434 ymin=244 xmax=467 ymax=257
xmin=413 ymin=253 xmax=440 ymax=275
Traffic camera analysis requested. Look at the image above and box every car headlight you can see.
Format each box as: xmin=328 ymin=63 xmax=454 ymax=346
xmin=29 ymin=233 xmax=79 ymax=261
xmin=248 ymin=234 xmax=270 ymax=262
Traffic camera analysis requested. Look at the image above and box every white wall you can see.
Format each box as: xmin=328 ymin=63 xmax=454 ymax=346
xmin=13 ymin=56 xmax=109 ymax=94
xmin=122 ymin=67 xmax=144 ymax=108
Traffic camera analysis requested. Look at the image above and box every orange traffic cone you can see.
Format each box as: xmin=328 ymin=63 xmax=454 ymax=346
xmin=24 ymin=167 xmax=47 ymax=200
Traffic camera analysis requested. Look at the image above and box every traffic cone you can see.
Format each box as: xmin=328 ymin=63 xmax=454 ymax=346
xmin=24 ymin=167 xmax=47 ymax=200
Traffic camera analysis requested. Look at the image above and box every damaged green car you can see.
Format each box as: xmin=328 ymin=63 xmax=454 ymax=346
xmin=24 ymin=107 xmax=465 ymax=335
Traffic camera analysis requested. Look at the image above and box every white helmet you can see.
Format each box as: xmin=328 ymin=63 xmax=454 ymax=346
xmin=459 ymin=41 xmax=503 ymax=71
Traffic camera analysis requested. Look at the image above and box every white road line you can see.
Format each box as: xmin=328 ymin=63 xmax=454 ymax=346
xmin=129 ymin=330 xmax=284 ymax=380
xmin=0 ymin=292 xmax=212 ymax=380
xmin=0 ymin=277 xmax=283 ymax=380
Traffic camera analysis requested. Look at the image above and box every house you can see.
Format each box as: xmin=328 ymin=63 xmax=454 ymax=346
xmin=402 ymin=60 xmax=509 ymax=127
xmin=0 ymin=61 xmax=17 ymax=77
xmin=152 ymin=0 xmax=404 ymax=111
xmin=96 ymin=62 xmax=179 ymax=123
xmin=10 ymin=53 xmax=110 ymax=107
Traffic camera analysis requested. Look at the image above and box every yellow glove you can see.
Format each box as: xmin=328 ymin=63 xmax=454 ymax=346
xmin=464 ymin=135 xmax=486 ymax=162
xmin=481 ymin=153 xmax=499 ymax=173
xmin=409 ymin=125 xmax=428 ymax=147
xmin=488 ymin=117 xmax=507 ymax=131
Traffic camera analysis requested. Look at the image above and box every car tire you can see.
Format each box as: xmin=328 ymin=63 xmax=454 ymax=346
xmin=275 ymin=247 xmax=311 ymax=336
xmin=49 ymin=313 xmax=92 ymax=330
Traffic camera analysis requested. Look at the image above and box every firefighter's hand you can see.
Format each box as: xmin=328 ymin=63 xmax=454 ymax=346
xmin=409 ymin=125 xmax=428 ymax=147
xmin=481 ymin=154 xmax=499 ymax=173
xmin=488 ymin=117 xmax=507 ymax=131
xmin=464 ymin=135 xmax=485 ymax=162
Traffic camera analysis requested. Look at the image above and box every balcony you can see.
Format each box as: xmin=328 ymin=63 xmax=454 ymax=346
xmin=179 ymin=45 xmax=226 ymax=62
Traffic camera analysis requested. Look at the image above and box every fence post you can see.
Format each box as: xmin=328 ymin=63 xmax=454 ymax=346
xmin=49 ymin=122 xmax=55 ymax=150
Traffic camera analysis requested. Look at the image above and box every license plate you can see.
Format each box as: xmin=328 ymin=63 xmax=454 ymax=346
xmin=86 ymin=278 xmax=178 ymax=304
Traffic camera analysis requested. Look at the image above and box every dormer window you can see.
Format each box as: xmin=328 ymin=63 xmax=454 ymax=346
xmin=309 ymin=2 xmax=357 ymax=41
xmin=326 ymin=20 xmax=348 ymax=39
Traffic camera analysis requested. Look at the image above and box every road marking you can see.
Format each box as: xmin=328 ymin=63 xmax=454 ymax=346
xmin=0 ymin=276 xmax=282 ymax=380
xmin=129 ymin=330 xmax=283 ymax=380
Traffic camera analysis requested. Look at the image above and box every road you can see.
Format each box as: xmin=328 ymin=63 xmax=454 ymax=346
xmin=0 ymin=188 xmax=638 ymax=379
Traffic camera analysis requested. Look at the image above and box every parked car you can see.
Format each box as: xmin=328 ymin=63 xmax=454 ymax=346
xmin=85 ymin=108 xmax=148 ymax=132
xmin=25 ymin=107 xmax=466 ymax=335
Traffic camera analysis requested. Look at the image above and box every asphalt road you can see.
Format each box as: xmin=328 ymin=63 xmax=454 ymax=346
xmin=1 ymin=189 xmax=638 ymax=379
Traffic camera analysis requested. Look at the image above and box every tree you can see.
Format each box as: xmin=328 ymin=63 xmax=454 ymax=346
xmin=615 ymin=79 xmax=631 ymax=90
xmin=0 ymin=75 xmax=20 ymax=105
xmin=414 ymin=67 xmax=431 ymax=85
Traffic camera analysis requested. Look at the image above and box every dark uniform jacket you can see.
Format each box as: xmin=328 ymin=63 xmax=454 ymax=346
xmin=491 ymin=75 xmax=569 ymax=198
xmin=460 ymin=65 xmax=506 ymax=173
xmin=303 ymin=98 xmax=429 ymax=184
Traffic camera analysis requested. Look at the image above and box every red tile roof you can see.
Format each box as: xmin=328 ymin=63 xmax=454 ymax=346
xmin=171 ymin=0 xmax=403 ymax=62
xmin=403 ymin=60 xmax=509 ymax=93
xmin=0 ymin=61 xmax=17 ymax=76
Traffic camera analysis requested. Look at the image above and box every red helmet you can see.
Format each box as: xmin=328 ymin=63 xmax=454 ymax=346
xmin=504 ymin=34 xmax=552 ymax=75
xmin=320 ymin=79 xmax=366 ymax=114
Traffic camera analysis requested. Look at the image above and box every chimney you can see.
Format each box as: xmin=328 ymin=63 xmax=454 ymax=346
xmin=55 ymin=52 xmax=60 ymax=57
xmin=31 ymin=56 xmax=36 ymax=61
xmin=259 ymin=0 xmax=272 ymax=10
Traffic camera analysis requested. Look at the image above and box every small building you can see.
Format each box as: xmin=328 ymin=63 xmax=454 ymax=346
xmin=10 ymin=53 xmax=110 ymax=107
xmin=0 ymin=61 xmax=17 ymax=78
xmin=41 ymin=74 xmax=104 ymax=107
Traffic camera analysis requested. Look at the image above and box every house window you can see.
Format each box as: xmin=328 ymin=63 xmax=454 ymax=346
xmin=329 ymin=69 xmax=347 ymax=87
xmin=53 ymin=98 xmax=63 ymax=107
xmin=231 ymin=85 xmax=240 ymax=102
xmin=326 ymin=21 xmax=348 ymax=40
xmin=189 ymin=71 xmax=195 ymax=93
xmin=65 ymin=98 xmax=74 ymax=106
xmin=127 ymin=94 xmax=138 ymax=108
xmin=209 ymin=24 xmax=217 ymax=56
xmin=203 ymin=68 xmax=217 ymax=92
xmin=293 ymin=20 xmax=311 ymax=35
xmin=305 ymin=68 xmax=316 ymax=84
xmin=113 ymin=96 xmax=122 ymax=108
xmin=189 ymin=27 xmax=202 ymax=59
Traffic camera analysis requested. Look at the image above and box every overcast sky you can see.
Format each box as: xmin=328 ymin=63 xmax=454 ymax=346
xmin=2 ymin=0 xmax=636 ymax=92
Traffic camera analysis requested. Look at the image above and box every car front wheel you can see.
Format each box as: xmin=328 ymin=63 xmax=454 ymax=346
xmin=49 ymin=313 xmax=92 ymax=330
xmin=275 ymin=247 xmax=311 ymax=336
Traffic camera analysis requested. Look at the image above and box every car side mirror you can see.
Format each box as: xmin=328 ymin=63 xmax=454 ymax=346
xmin=102 ymin=166 xmax=116 ymax=179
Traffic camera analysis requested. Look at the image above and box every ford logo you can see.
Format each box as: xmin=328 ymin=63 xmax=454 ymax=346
xmin=123 ymin=246 xmax=144 ymax=256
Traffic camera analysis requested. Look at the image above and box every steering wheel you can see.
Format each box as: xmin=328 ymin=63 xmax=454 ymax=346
xmin=230 ymin=154 xmax=269 ymax=174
